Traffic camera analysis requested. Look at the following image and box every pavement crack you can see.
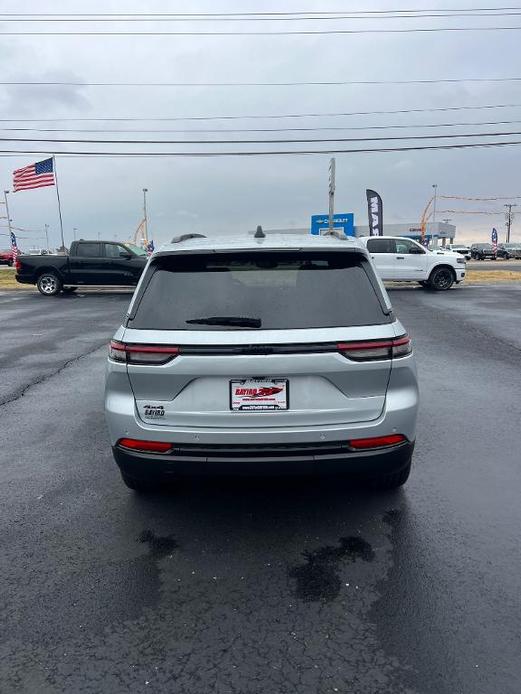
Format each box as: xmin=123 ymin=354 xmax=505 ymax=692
xmin=0 ymin=341 xmax=108 ymax=408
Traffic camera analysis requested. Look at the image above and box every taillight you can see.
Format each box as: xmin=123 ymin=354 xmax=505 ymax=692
xmin=117 ymin=438 xmax=172 ymax=454
xmin=109 ymin=340 xmax=179 ymax=365
xmin=391 ymin=336 xmax=412 ymax=358
xmin=348 ymin=434 xmax=407 ymax=450
xmin=337 ymin=335 xmax=412 ymax=361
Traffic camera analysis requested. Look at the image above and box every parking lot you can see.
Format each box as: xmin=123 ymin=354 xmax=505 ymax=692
xmin=1 ymin=285 xmax=521 ymax=693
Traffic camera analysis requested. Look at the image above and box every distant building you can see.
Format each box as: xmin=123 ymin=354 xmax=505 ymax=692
xmin=250 ymin=221 xmax=457 ymax=245
xmin=353 ymin=221 xmax=457 ymax=245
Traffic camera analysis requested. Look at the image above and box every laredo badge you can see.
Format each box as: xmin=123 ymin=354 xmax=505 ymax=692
xmin=143 ymin=404 xmax=165 ymax=419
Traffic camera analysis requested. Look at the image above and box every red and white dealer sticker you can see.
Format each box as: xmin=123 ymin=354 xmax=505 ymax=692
xmin=230 ymin=378 xmax=288 ymax=411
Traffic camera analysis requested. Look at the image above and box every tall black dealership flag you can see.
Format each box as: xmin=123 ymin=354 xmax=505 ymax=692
xmin=366 ymin=189 xmax=383 ymax=236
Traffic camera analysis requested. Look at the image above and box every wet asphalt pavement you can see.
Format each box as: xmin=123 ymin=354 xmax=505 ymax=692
xmin=1 ymin=285 xmax=520 ymax=694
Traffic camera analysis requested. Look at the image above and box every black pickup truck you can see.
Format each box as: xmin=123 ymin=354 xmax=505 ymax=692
xmin=15 ymin=240 xmax=148 ymax=296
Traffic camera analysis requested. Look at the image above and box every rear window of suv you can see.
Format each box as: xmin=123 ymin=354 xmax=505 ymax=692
xmin=128 ymin=250 xmax=391 ymax=330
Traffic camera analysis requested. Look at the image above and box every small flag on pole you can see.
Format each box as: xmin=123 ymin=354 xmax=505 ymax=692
xmin=13 ymin=158 xmax=55 ymax=192
xmin=10 ymin=231 xmax=19 ymax=260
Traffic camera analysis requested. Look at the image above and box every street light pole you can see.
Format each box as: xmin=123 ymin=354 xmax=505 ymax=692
xmin=44 ymin=223 xmax=50 ymax=250
xmin=432 ymin=184 xmax=438 ymax=224
xmin=327 ymin=159 xmax=336 ymax=234
xmin=143 ymin=188 xmax=149 ymax=244
xmin=505 ymin=203 xmax=517 ymax=243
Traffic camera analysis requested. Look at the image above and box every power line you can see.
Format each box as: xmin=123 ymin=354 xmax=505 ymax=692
xmin=1 ymin=103 xmax=521 ymax=123
xmin=3 ymin=118 xmax=521 ymax=135
xmin=2 ymin=8 xmax=521 ymax=18
xmin=4 ymin=26 xmax=521 ymax=35
xmin=440 ymin=194 xmax=521 ymax=200
xmin=0 ymin=139 xmax=521 ymax=157
xmin=3 ymin=77 xmax=521 ymax=88
xmin=2 ymin=11 xmax=521 ymax=22
xmin=3 ymin=129 xmax=521 ymax=145
xmin=437 ymin=209 xmax=502 ymax=214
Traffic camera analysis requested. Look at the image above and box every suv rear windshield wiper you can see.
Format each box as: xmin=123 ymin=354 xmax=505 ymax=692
xmin=185 ymin=316 xmax=262 ymax=328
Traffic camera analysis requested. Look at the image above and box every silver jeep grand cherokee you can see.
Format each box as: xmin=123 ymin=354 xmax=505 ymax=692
xmin=105 ymin=230 xmax=419 ymax=492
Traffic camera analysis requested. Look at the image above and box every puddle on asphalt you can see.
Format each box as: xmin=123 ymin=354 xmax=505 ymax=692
xmin=288 ymin=536 xmax=375 ymax=603
xmin=139 ymin=530 xmax=178 ymax=559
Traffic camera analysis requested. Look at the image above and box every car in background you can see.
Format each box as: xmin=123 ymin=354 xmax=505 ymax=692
xmin=0 ymin=250 xmax=13 ymax=266
xmin=443 ymin=244 xmax=471 ymax=260
xmin=470 ymin=243 xmax=497 ymax=260
xmin=105 ymin=230 xmax=419 ymax=492
xmin=359 ymin=236 xmax=465 ymax=290
xmin=496 ymin=243 xmax=521 ymax=260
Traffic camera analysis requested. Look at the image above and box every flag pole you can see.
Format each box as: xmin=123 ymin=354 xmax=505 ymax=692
xmin=52 ymin=156 xmax=66 ymax=251
xmin=3 ymin=190 xmax=13 ymax=238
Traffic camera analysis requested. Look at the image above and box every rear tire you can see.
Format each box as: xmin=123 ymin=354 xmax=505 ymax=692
xmin=427 ymin=266 xmax=455 ymax=291
xmin=36 ymin=271 xmax=62 ymax=296
xmin=370 ymin=460 xmax=411 ymax=490
xmin=121 ymin=472 xmax=163 ymax=493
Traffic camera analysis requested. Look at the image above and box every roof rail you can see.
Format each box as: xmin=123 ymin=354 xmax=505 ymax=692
xmin=170 ymin=233 xmax=207 ymax=244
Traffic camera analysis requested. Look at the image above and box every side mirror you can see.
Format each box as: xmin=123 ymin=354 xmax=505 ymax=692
xmin=119 ymin=251 xmax=132 ymax=259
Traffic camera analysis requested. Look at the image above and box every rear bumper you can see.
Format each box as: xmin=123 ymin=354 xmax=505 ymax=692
xmin=15 ymin=273 xmax=36 ymax=285
xmin=112 ymin=440 xmax=414 ymax=479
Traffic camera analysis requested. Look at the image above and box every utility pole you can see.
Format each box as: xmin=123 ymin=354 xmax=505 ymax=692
xmin=143 ymin=188 xmax=149 ymax=244
xmin=44 ymin=223 xmax=50 ymax=250
xmin=327 ymin=159 xmax=335 ymax=234
xmin=505 ymin=203 xmax=517 ymax=243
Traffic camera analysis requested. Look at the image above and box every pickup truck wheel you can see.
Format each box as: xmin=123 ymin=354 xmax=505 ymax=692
xmin=427 ymin=267 xmax=455 ymax=291
xmin=37 ymin=272 xmax=63 ymax=296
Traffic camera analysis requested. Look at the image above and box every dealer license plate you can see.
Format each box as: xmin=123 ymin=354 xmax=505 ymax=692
xmin=230 ymin=378 xmax=289 ymax=411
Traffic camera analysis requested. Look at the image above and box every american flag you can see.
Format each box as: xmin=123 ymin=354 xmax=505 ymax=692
xmin=13 ymin=157 xmax=55 ymax=192
xmin=10 ymin=231 xmax=19 ymax=259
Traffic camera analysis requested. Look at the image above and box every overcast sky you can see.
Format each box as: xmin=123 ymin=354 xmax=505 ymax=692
xmin=1 ymin=0 xmax=521 ymax=250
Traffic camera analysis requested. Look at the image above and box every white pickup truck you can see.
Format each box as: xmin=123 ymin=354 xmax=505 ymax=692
xmin=359 ymin=236 xmax=466 ymax=291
